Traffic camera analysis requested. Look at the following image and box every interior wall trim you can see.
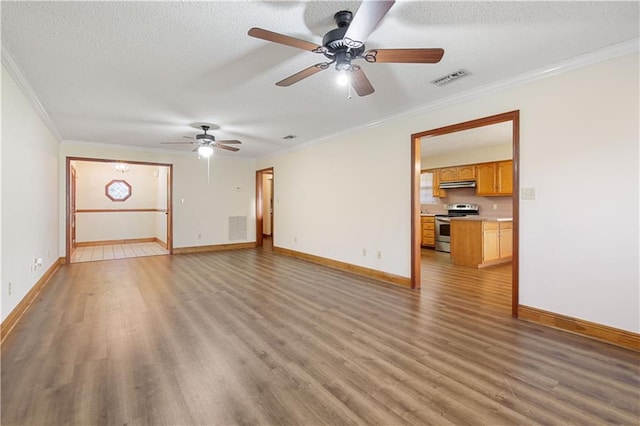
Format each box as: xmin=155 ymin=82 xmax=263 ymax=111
xmin=75 ymin=237 xmax=163 ymax=247
xmin=1 ymin=42 xmax=62 ymax=141
xmin=173 ymin=242 xmax=256 ymax=255
xmin=273 ymin=246 xmax=412 ymax=288
xmin=518 ymin=305 xmax=639 ymax=352
xmin=1 ymin=257 xmax=63 ymax=345
xmin=75 ymin=208 xmax=166 ymax=213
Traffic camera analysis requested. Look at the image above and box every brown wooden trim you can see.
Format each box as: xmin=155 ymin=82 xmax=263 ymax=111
xmin=156 ymin=238 xmax=168 ymax=249
xmin=255 ymin=167 xmax=274 ymax=248
xmin=274 ymin=246 xmax=411 ymax=288
xmin=410 ymin=110 xmax=520 ymax=316
xmin=518 ymin=305 xmax=639 ymax=352
xmin=75 ymin=237 xmax=159 ymax=247
xmin=66 ymin=157 xmax=174 ymax=263
xmin=173 ymin=242 xmax=256 ymax=255
xmin=411 ymin=135 xmax=421 ymax=289
xmin=1 ymin=258 xmax=63 ymax=344
xmin=76 ymin=208 xmax=166 ymax=213
xmin=511 ymin=111 xmax=520 ymax=317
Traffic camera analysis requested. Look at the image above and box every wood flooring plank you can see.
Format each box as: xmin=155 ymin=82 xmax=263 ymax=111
xmin=2 ymin=247 xmax=639 ymax=425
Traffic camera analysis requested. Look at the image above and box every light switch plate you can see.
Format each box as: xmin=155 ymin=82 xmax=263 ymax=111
xmin=521 ymin=188 xmax=536 ymax=200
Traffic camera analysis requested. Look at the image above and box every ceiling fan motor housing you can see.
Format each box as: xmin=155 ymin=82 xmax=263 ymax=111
xmin=323 ymin=10 xmax=365 ymax=69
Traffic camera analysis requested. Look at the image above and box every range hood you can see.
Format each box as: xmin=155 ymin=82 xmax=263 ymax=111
xmin=439 ymin=180 xmax=476 ymax=189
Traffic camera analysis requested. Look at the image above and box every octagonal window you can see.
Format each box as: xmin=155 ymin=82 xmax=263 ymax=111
xmin=105 ymin=179 xmax=132 ymax=202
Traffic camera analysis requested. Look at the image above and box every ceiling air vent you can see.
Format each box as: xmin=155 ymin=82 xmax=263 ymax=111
xmin=282 ymin=135 xmax=297 ymax=140
xmin=431 ymin=69 xmax=471 ymax=86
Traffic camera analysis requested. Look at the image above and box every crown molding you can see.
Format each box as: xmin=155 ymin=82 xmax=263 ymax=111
xmin=259 ymin=38 xmax=640 ymax=161
xmin=1 ymin=42 xmax=63 ymax=141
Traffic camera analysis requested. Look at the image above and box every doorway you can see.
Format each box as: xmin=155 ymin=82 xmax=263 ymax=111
xmin=65 ymin=157 xmax=173 ymax=264
xmin=410 ymin=111 xmax=520 ymax=316
xmin=255 ymin=167 xmax=274 ymax=248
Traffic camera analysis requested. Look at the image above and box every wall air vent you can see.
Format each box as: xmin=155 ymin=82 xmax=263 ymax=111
xmin=431 ymin=69 xmax=471 ymax=86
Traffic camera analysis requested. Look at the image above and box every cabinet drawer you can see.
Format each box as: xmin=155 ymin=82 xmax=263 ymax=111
xmin=422 ymin=230 xmax=434 ymax=239
xmin=499 ymin=221 xmax=513 ymax=230
xmin=483 ymin=222 xmax=499 ymax=231
xmin=422 ymin=222 xmax=435 ymax=231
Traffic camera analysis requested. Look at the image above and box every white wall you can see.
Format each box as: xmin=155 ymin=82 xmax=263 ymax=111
xmin=60 ymin=144 xmax=256 ymax=251
xmin=74 ymin=161 xmax=163 ymax=243
xmin=421 ymin=143 xmax=512 ymax=169
xmin=258 ymin=52 xmax=639 ymax=333
xmin=1 ymin=65 xmax=60 ymax=322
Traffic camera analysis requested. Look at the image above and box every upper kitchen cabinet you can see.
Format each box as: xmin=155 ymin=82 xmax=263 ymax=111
xmin=476 ymin=160 xmax=513 ymax=196
xmin=439 ymin=165 xmax=476 ymax=182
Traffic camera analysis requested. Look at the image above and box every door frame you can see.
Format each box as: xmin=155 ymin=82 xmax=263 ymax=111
xmin=255 ymin=167 xmax=274 ymax=247
xmin=410 ymin=110 xmax=520 ymax=316
xmin=65 ymin=156 xmax=174 ymax=264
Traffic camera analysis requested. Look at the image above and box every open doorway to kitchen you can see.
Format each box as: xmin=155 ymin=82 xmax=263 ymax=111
xmin=255 ymin=167 xmax=274 ymax=250
xmin=66 ymin=157 xmax=173 ymax=264
xmin=410 ymin=111 xmax=520 ymax=317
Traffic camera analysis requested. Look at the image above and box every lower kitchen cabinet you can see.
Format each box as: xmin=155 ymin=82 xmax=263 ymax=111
xmin=421 ymin=216 xmax=435 ymax=247
xmin=450 ymin=219 xmax=512 ymax=268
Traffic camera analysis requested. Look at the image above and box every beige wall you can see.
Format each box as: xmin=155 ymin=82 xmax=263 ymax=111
xmin=258 ymin=52 xmax=640 ymax=333
xmin=73 ymin=161 xmax=167 ymax=243
xmin=60 ymin=144 xmax=256 ymax=251
xmin=1 ymin=65 xmax=60 ymax=322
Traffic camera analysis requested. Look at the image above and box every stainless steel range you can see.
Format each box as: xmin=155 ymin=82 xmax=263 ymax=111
xmin=435 ymin=203 xmax=479 ymax=253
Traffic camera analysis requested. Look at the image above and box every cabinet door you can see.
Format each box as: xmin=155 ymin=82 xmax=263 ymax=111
xmin=431 ymin=170 xmax=447 ymax=198
xmin=499 ymin=222 xmax=513 ymax=258
xmin=476 ymin=163 xmax=496 ymax=195
xmin=483 ymin=228 xmax=500 ymax=262
xmin=439 ymin=167 xmax=458 ymax=182
xmin=496 ymin=161 xmax=513 ymax=195
xmin=457 ymin=165 xmax=476 ymax=180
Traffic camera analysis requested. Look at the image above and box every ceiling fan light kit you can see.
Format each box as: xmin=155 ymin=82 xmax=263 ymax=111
xmin=160 ymin=124 xmax=241 ymax=159
xmin=197 ymin=145 xmax=214 ymax=158
xmin=247 ymin=0 xmax=444 ymax=97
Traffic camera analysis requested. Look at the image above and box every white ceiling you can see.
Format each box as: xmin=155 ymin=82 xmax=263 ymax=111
xmin=2 ymin=1 xmax=638 ymax=159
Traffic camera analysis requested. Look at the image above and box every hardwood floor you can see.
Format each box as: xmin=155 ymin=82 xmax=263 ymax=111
xmin=71 ymin=242 xmax=168 ymax=263
xmin=1 ymin=246 xmax=638 ymax=425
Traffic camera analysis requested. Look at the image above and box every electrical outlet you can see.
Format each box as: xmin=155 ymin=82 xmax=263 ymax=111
xmin=294 ymin=236 xmax=298 ymax=243
xmin=362 ymin=249 xmax=367 ymax=257
xmin=492 ymin=204 xmax=498 ymax=210
xmin=8 ymin=282 xmax=12 ymax=295
xmin=197 ymin=233 xmax=202 ymax=240
xmin=377 ymin=251 xmax=382 ymax=259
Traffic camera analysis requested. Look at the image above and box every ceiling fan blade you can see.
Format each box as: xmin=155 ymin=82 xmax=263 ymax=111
xmin=160 ymin=141 xmax=196 ymax=145
xmin=248 ymin=27 xmax=323 ymax=52
xmin=344 ymin=0 xmax=395 ymax=49
xmin=276 ymin=63 xmax=330 ymax=87
xmin=216 ymin=144 xmax=240 ymax=152
xmin=350 ymin=66 xmax=375 ymax=97
xmin=365 ymin=48 xmax=444 ymax=64
xmin=217 ymin=139 xmax=242 ymax=145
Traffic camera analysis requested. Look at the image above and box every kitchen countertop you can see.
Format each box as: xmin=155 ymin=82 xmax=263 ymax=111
xmin=450 ymin=216 xmax=513 ymax=222
xmin=420 ymin=213 xmax=436 ymax=217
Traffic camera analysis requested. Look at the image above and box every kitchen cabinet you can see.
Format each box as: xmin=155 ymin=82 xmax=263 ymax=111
xmin=439 ymin=165 xmax=476 ymax=182
xmin=421 ymin=216 xmax=435 ymax=247
xmin=430 ymin=169 xmax=447 ymax=198
xmin=450 ymin=219 xmax=512 ymax=268
xmin=476 ymin=160 xmax=513 ymax=196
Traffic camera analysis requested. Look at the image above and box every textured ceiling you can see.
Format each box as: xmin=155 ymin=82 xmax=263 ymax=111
xmin=2 ymin=1 xmax=638 ymax=159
